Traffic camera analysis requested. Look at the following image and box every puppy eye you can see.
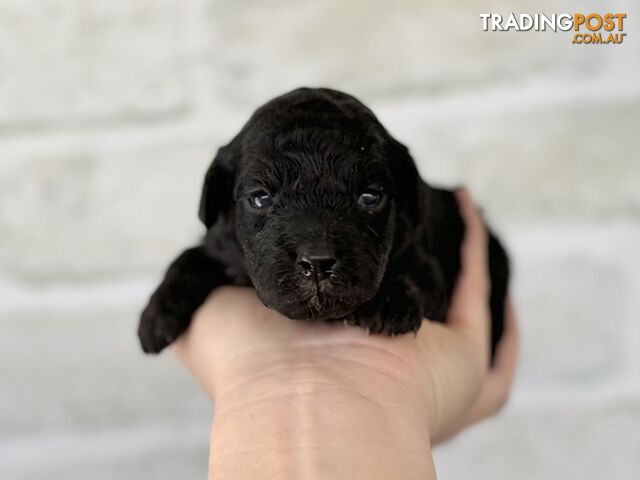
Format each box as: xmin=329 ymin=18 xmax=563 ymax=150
xmin=357 ymin=188 xmax=385 ymax=209
xmin=248 ymin=190 xmax=273 ymax=209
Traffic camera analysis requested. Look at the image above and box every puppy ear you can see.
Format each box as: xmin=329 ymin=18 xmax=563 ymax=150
xmin=387 ymin=137 xmax=422 ymax=224
xmin=198 ymin=144 xmax=236 ymax=229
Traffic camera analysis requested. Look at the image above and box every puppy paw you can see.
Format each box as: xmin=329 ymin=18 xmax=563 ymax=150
xmin=349 ymin=282 xmax=423 ymax=336
xmin=138 ymin=297 xmax=189 ymax=354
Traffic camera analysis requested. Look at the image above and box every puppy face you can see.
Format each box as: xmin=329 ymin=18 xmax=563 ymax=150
xmin=200 ymin=88 xmax=420 ymax=320
xmin=234 ymin=127 xmax=396 ymax=320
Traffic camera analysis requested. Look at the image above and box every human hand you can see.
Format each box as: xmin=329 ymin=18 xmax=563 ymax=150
xmin=431 ymin=297 xmax=518 ymax=444
xmin=172 ymin=189 xmax=518 ymax=478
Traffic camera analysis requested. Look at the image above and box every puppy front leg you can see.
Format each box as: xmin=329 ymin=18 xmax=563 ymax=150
xmin=138 ymin=246 xmax=227 ymax=354
xmin=347 ymin=253 xmax=447 ymax=336
xmin=348 ymin=274 xmax=423 ymax=336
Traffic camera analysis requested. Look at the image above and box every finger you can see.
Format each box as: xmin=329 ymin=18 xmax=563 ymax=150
xmin=433 ymin=298 xmax=519 ymax=445
xmin=456 ymin=188 xmax=489 ymax=286
xmin=468 ymin=297 xmax=518 ymax=413
xmin=491 ymin=297 xmax=519 ymax=378
xmin=452 ymin=188 xmax=490 ymax=306
xmin=447 ymin=189 xmax=490 ymax=341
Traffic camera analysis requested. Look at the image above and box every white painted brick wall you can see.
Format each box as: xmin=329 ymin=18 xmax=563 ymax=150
xmin=0 ymin=1 xmax=190 ymax=128
xmin=1 ymin=1 xmax=639 ymax=478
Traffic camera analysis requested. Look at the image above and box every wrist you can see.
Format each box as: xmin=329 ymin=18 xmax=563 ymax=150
xmin=209 ymin=346 xmax=436 ymax=479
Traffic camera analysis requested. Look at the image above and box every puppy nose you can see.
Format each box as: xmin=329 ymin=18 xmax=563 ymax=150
xmin=297 ymin=253 xmax=337 ymax=281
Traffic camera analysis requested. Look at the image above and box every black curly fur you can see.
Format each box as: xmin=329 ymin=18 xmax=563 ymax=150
xmin=138 ymin=87 xmax=509 ymax=357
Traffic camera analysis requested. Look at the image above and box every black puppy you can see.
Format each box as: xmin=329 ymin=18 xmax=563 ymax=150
xmin=138 ymin=87 xmax=509 ymax=356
